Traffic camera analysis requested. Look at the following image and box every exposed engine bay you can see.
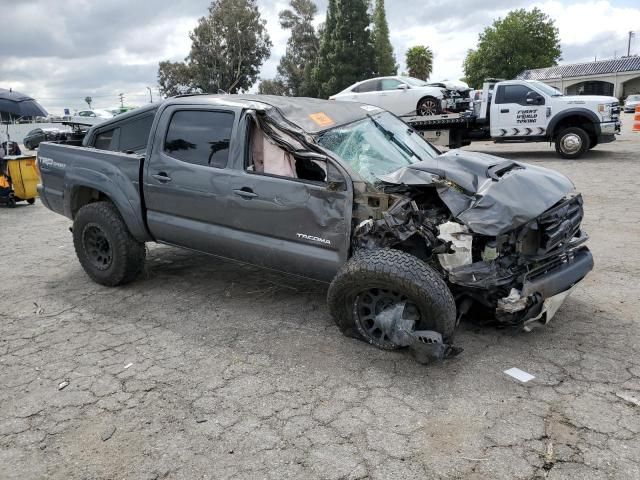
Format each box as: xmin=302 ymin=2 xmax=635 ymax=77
xmin=351 ymin=179 xmax=592 ymax=331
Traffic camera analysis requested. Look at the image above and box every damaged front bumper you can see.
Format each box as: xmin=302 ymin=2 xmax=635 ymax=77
xmin=498 ymin=246 xmax=593 ymax=328
xmin=448 ymin=245 xmax=593 ymax=328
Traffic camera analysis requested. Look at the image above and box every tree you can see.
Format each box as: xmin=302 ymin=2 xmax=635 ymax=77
xmin=463 ymin=8 xmax=561 ymax=88
xmin=258 ymin=79 xmax=288 ymax=95
xmin=371 ymin=0 xmax=397 ymax=76
xmin=84 ymin=96 xmax=92 ymax=109
xmin=158 ymin=0 xmax=272 ymax=96
xmin=405 ymin=46 xmax=433 ymax=80
xmin=313 ymin=0 xmax=375 ymax=98
xmin=275 ymin=0 xmax=320 ymax=96
xmin=158 ymin=61 xmax=197 ymax=97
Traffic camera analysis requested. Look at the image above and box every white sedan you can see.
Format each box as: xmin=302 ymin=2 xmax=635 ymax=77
xmin=329 ymin=76 xmax=446 ymax=116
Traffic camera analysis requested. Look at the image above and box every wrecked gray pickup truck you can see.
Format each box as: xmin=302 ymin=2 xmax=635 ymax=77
xmin=37 ymin=95 xmax=593 ymax=362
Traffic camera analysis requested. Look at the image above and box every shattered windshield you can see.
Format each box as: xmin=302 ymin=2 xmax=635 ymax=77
xmin=316 ymin=112 xmax=438 ymax=183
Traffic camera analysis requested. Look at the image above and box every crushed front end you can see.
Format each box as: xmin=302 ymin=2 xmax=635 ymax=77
xmin=351 ymin=164 xmax=593 ymax=331
xmin=444 ymin=194 xmax=593 ymax=329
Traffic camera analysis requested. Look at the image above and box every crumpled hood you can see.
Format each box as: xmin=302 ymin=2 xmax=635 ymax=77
xmin=379 ymin=150 xmax=575 ymax=236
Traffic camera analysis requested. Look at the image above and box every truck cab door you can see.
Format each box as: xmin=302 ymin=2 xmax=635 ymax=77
xmin=143 ymin=105 xmax=241 ymax=254
xmin=491 ymin=84 xmax=548 ymax=138
xmin=143 ymin=107 xmax=352 ymax=282
xmin=221 ymin=117 xmax=353 ymax=281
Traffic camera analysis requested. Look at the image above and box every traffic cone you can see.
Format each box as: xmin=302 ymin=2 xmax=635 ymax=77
xmin=634 ymin=105 xmax=640 ymax=132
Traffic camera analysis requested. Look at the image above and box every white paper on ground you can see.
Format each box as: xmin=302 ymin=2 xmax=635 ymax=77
xmin=504 ymin=367 xmax=535 ymax=383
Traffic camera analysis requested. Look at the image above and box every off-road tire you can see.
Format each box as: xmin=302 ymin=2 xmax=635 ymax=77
xmin=327 ymin=248 xmax=457 ymax=349
xmin=417 ymin=96 xmax=442 ymax=116
xmin=72 ymin=201 xmax=145 ymax=286
xmin=555 ymin=127 xmax=590 ymax=159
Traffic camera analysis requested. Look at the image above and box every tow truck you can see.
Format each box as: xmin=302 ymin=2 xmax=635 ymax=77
xmin=401 ymin=79 xmax=621 ymax=159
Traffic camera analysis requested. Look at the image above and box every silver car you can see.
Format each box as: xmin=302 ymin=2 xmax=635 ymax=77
xmin=624 ymin=94 xmax=640 ymax=113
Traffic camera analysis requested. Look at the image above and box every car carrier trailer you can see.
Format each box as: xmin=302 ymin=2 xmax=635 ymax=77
xmin=401 ymin=79 xmax=621 ymax=159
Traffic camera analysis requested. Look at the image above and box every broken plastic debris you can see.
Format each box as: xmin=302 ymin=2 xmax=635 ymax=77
xmin=57 ymin=380 xmax=69 ymax=390
xmin=437 ymin=221 xmax=473 ymax=271
xmin=376 ymin=303 xmax=461 ymax=364
xmin=124 ymin=363 xmax=133 ymax=369
xmin=33 ymin=302 xmax=44 ymax=315
xmin=497 ymin=288 xmax=529 ymax=314
xmin=100 ymin=425 xmax=116 ymax=441
xmin=615 ymin=391 xmax=640 ymax=407
xmin=504 ymin=368 xmax=535 ymax=383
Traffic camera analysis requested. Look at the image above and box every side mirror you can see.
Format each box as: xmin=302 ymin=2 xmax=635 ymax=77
xmin=396 ymin=84 xmax=410 ymax=90
xmin=526 ymin=91 xmax=544 ymax=105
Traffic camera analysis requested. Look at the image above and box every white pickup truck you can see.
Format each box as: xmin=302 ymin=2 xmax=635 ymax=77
xmin=402 ymin=79 xmax=621 ymax=159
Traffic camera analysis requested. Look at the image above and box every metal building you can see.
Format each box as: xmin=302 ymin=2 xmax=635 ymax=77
xmin=517 ymin=57 xmax=640 ymax=99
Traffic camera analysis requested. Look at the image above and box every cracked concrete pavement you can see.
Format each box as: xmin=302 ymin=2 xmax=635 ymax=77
xmin=1 ymin=117 xmax=639 ymax=479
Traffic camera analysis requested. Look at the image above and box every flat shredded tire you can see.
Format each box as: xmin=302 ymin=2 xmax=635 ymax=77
xmin=327 ymin=249 xmax=457 ymax=349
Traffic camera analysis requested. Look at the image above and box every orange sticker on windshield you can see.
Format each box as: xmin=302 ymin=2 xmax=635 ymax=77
xmin=309 ymin=112 xmax=335 ymax=127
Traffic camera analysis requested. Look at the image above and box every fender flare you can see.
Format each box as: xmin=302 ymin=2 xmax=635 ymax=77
xmin=547 ymin=108 xmax=601 ymax=137
xmin=64 ymin=168 xmax=152 ymax=242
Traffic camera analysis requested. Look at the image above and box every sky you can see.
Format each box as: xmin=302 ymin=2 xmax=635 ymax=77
xmin=0 ymin=0 xmax=639 ymax=114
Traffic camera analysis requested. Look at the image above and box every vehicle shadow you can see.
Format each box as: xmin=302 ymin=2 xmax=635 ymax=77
xmin=43 ymin=243 xmax=591 ymax=372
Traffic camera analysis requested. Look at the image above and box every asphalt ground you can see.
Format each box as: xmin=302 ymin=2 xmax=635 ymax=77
xmin=1 ymin=115 xmax=639 ymax=479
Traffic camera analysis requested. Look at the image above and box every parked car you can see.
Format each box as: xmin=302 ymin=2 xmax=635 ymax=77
xmin=69 ymin=109 xmax=115 ymax=127
xmin=427 ymin=80 xmax=473 ymax=112
xmin=37 ymin=95 xmax=593 ymax=362
xmin=330 ymin=76 xmax=447 ymax=115
xmin=23 ymin=127 xmax=68 ymax=150
xmin=76 ymin=109 xmax=115 ymax=119
xmin=623 ymin=94 xmax=640 ymax=112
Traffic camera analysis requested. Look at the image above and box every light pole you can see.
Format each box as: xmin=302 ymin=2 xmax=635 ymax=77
xmin=628 ymin=31 xmax=635 ymax=57
xmin=146 ymin=87 xmax=153 ymax=103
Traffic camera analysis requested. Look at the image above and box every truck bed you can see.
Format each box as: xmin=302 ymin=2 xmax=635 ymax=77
xmin=37 ymin=142 xmax=150 ymax=241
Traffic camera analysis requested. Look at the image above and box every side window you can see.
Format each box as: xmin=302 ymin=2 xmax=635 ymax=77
xmin=496 ymin=85 xmax=534 ymax=105
xmin=379 ymin=79 xmax=402 ymax=91
xmin=119 ymin=114 xmax=154 ymax=152
xmin=94 ymin=128 xmax=118 ymax=150
xmin=354 ymin=80 xmax=379 ymax=93
xmin=164 ymin=110 xmax=234 ymax=168
xmin=247 ymin=121 xmax=326 ymax=184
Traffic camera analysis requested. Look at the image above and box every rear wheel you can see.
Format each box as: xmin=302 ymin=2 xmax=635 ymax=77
xmin=417 ymin=96 xmax=442 ymax=116
xmin=72 ymin=201 xmax=145 ymax=286
xmin=327 ymin=249 xmax=456 ymax=349
xmin=555 ymin=127 xmax=590 ymax=159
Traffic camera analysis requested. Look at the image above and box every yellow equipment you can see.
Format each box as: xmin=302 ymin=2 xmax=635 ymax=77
xmin=2 ymin=155 xmax=39 ymax=205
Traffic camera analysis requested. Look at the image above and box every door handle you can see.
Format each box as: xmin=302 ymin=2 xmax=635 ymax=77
xmin=233 ymin=188 xmax=258 ymax=199
xmin=152 ymin=172 xmax=172 ymax=183
xmin=500 ymin=109 xmax=510 ymax=113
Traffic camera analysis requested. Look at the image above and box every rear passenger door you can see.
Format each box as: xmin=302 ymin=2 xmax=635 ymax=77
xmin=350 ymin=79 xmax=381 ymax=107
xmin=143 ymin=105 xmax=240 ymax=257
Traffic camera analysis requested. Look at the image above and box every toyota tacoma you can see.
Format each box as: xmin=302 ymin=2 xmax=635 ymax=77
xmin=37 ymin=95 xmax=593 ymax=362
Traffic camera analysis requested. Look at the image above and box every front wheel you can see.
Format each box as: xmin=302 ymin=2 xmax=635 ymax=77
xmin=555 ymin=127 xmax=590 ymax=159
xmin=417 ymin=96 xmax=442 ymax=116
xmin=27 ymin=198 xmax=35 ymax=205
xmin=72 ymin=201 xmax=146 ymax=286
xmin=327 ymin=249 xmax=456 ymax=349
